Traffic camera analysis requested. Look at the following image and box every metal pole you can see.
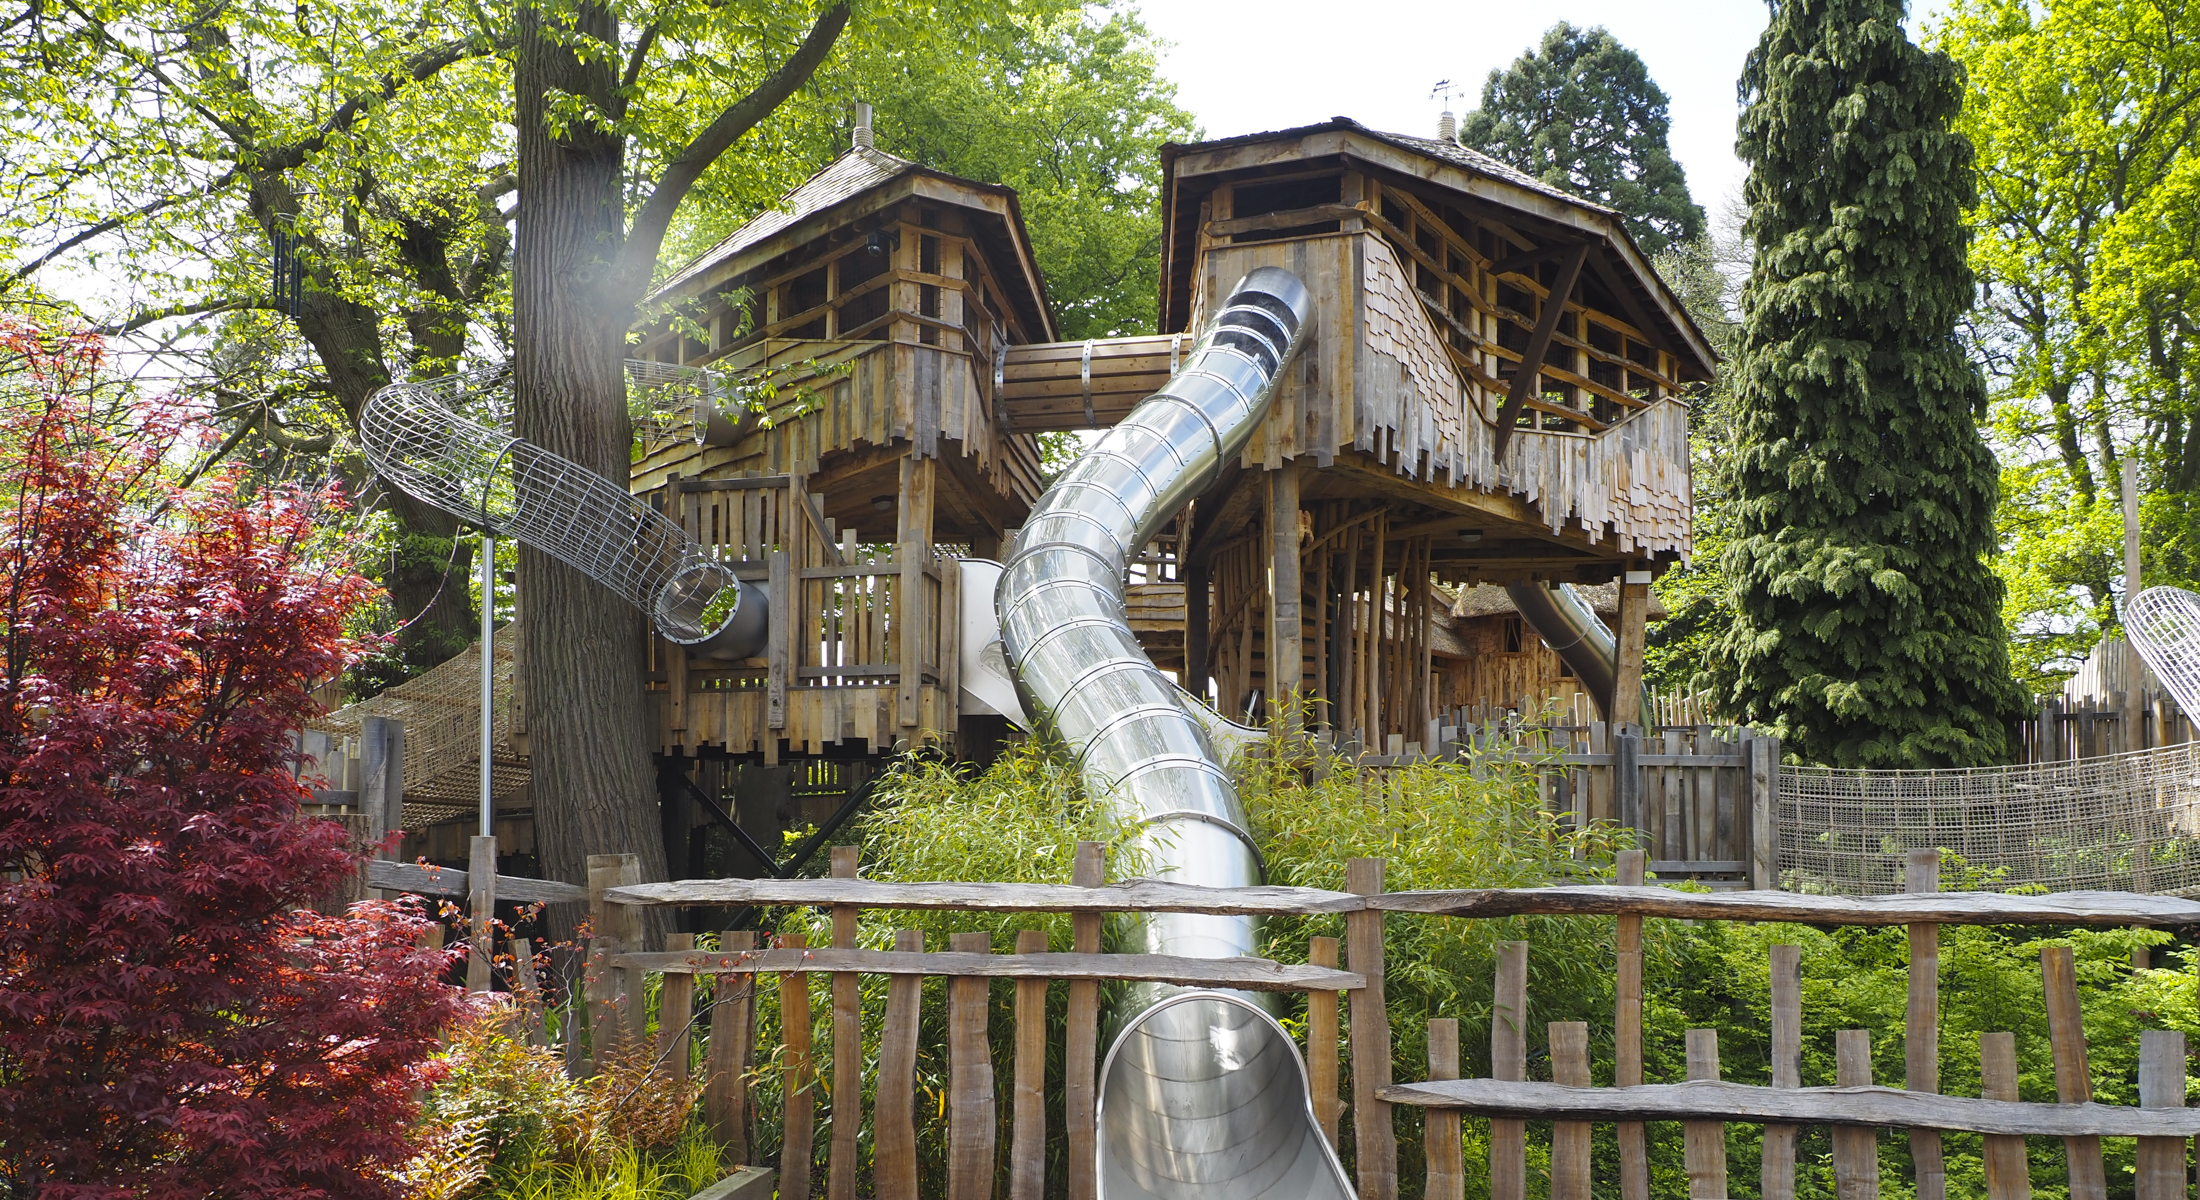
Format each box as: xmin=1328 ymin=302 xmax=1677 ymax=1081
xmin=479 ymin=533 xmax=495 ymax=838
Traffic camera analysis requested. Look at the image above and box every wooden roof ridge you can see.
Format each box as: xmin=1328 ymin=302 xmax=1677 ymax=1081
xmin=1161 ymin=116 xmax=1599 ymax=215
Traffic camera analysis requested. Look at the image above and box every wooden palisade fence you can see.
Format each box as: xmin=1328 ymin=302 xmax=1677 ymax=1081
xmin=400 ymin=843 xmax=2200 ymax=1200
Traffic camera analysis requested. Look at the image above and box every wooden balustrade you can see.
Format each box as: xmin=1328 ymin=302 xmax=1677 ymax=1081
xmin=374 ymin=842 xmax=2200 ymax=1200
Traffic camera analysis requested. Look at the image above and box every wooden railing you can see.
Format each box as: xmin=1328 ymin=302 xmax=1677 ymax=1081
xmin=437 ymin=845 xmax=2200 ymax=1200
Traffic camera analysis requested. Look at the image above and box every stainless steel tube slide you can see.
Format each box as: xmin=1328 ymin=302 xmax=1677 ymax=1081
xmin=995 ymin=267 xmax=1352 ymax=1200
xmin=359 ymin=363 xmax=767 ymax=660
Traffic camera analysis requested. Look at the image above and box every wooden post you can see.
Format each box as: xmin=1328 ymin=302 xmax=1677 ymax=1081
xmin=829 ymin=847 xmax=861 ymax=1200
xmin=1615 ymin=849 xmax=1649 ymax=1200
xmin=876 ymin=930 xmax=923 ymax=1200
xmin=2042 ymin=946 xmax=2107 ymax=1200
xmin=1614 ymin=728 xmax=1643 ymax=843
xmin=1905 ymin=850 xmax=1944 ymax=1200
xmin=584 ymin=936 xmax=619 ymax=1072
xmin=659 ymin=932 xmax=695 ymax=1080
xmin=1684 ymin=1029 xmax=1726 ymax=1199
xmin=1269 ymin=461 xmax=1302 ymax=732
xmin=467 ymin=834 xmax=498 ymax=992
xmin=1489 ymin=941 xmax=1527 ymax=1200
xmin=769 ymin=549 xmax=791 ymax=732
xmin=781 ymin=933 xmax=816 ymax=1200
xmin=1010 ymin=929 xmax=1048 ymax=1200
xmin=1611 ymin=569 xmax=1650 ymax=729
xmin=1066 ymin=842 xmax=1104 ymax=1200
xmin=896 ymin=456 xmax=936 ymax=732
xmin=1980 ymin=1033 xmax=2030 ymax=1200
xmin=947 ymin=931 xmax=996 ymax=1200
xmin=588 ymin=853 xmax=642 ymax=1051
xmin=706 ymin=930 xmax=757 ymax=1161
xmin=1424 ymin=1018 xmax=1463 ymax=1200
xmin=511 ymin=936 xmax=546 ymax=1048
xmin=2125 ymin=457 xmax=2145 ymax=752
xmin=1749 ymin=735 xmax=1780 ymax=889
xmin=1548 ymin=1022 xmax=1592 ymax=1200
xmin=1308 ymin=936 xmax=1343 ymax=1146
xmin=1832 ymin=1030 xmax=1878 ymax=1200
xmin=1183 ymin=557 xmax=1210 ymax=705
xmin=1764 ymin=944 xmax=1801 ymax=1200
xmin=2137 ymin=1029 xmax=2186 ymax=1200
xmin=1346 ymin=858 xmax=1396 ymax=1200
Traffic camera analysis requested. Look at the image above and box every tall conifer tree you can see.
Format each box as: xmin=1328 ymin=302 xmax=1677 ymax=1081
xmin=1718 ymin=0 xmax=2022 ymax=766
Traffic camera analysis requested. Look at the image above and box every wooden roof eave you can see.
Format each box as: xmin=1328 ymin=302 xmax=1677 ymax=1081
xmin=1163 ymin=127 xmax=1718 ymax=378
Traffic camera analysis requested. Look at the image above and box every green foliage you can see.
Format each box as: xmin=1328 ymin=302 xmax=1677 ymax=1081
xmin=1458 ymin=24 xmax=1706 ymax=255
xmin=1718 ymin=0 xmax=2024 ymax=766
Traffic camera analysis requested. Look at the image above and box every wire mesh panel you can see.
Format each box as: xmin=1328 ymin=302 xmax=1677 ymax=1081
xmin=2128 ymin=586 xmax=2200 ymax=717
xmin=358 ymin=362 xmax=764 ymax=655
xmin=1778 ymin=742 xmax=2200 ymax=894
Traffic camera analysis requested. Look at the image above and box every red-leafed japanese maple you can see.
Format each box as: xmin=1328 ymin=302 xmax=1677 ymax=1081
xmin=0 ymin=322 xmax=470 ymax=1198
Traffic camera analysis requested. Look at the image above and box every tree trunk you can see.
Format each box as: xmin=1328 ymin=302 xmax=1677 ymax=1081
xmin=514 ymin=0 xmax=669 ymax=934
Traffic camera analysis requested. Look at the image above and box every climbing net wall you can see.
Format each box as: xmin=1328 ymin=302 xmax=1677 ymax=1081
xmin=1777 ymin=742 xmax=2200 ymax=895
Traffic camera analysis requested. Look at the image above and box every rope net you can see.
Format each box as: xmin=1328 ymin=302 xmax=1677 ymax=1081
xmin=310 ymin=626 xmax=524 ymax=830
xmin=1778 ymin=741 xmax=2200 ymax=895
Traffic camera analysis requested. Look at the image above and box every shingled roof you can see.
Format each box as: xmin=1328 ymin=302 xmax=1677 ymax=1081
xmin=653 ymin=147 xmax=918 ymax=299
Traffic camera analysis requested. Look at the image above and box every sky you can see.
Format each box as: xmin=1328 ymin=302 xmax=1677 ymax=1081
xmin=1135 ymin=0 xmax=1951 ymax=224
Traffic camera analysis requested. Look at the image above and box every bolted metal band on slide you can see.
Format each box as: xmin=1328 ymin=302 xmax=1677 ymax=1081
xmin=994 ymin=268 xmax=1352 ymax=1200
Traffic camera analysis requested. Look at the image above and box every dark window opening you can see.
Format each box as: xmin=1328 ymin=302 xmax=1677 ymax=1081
xmin=1503 ymin=616 xmax=1524 ymax=654
xmin=920 ymin=234 xmax=940 ymax=277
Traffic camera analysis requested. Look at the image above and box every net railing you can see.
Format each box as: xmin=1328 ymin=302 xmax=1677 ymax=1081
xmin=1778 ymin=741 xmax=2200 ymax=895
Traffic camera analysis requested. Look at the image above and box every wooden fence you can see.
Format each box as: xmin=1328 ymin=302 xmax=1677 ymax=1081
xmin=368 ymin=844 xmax=2200 ymax=1200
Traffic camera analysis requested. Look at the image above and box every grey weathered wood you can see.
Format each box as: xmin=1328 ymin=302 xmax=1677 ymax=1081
xmin=1980 ymin=1033 xmax=2030 ymax=1200
xmin=876 ymin=930 xmax=923 ymax=1200
xmin=705 ymin=930 xmax=758 ymax=1161
xmin=1613 ymin=727 xmax=1642 ymax=836
xmin=780 ymin=934 xmax=816 ymax=1200
xmin=1764 ymin=944 xmax=1800 ymax=1200
xmin=585 ymin=936 xmax=620 ymax=1070
xmin=467 ymin=834 xmax=497 ymax=993
xmin=1685 ymin=1029 xmax=1727 ymax=1199
xmin=1066 ymin=843 xmax=1103 ymax=1200
xmin=511 ymin=936 xmax=546 ymax=1047
xmin=2043 ymin=946 xmax=2107 ymax=1200
xmin=1010 ymin=929 xmax=1048 ymax=1200
xmin=1490 ymin=942 xmax=1526 ymax=1200
xmin=1548 ymin=1022 xmax=1591 ymax=1200
xmin=1308 ymin=936 xmax=1342 ymax=1147
xmin=1832 ymin=1030 xmax=1878 ymax=1200
xmin=1425 ymin=1019 xmax=1463 ymax=1200
xmin=1380 ymin=1077 xmax=2200 ymax=1136
xmin=1905 ymin=850 xmax=1944 ymax=1200
xmin=366 ymin=857 xmax=589 ymax=905
xmin=1347 ymin=858 xmax=1397 ymax=1200
xmin=947 ymin=931 xmax=996 ymax=1200
xmin=608 ymin=876 xmax=1361 ymax=914
xmin=1373 ymin=885 xmax=2200 ymax=926
xmin=659 ymin=932 xmax=695 ymax=1080
xmin=829 ymin=848 xmax=860 ymax=1200
xmin=2136 ymin=1029 xmax=2185 ymax=1200
xmin=1749 ymin=735 xmax=1778 ymax=888
xmin=1615 ymin=850 xmax=1648 ymax=1200
xmin=613 ymin=947 xmax=1361 ymax=991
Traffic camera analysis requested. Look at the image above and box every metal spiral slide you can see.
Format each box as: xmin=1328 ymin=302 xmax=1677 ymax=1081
xmin=996 ymin=268 xmax=1354 ymax=1200
xmin=358 ymin=360 xmax=768 ymax=659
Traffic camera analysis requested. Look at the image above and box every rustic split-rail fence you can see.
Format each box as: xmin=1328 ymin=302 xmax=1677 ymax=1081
xmin=368 ymin=838 xmax=2200 ymax=1200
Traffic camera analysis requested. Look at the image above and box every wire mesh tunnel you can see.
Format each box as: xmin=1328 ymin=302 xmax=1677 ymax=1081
xmin=358 ymin=362 xmax=766 ymax=659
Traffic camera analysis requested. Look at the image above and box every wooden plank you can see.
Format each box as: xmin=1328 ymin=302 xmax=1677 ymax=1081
xmin=1010 ymin=929 xmax=1048 ymax=1200
xmin=1492 ymin=244 xmax=1590 ymax=458
xmin=781 ymin=934 xmax=816 ymax=1200
xmin=2043 ymin=946 xmax=2107 ymax=1200
xmin=1764 ymin=944 xmax=1801 ymax=1200
xmin=1685 ymin=1029 xmax=1727 ymax=1199
xmin=1490 ymin=942 xmax=1526 ymax=1200
xmin=769 ymin=549 xmax=791 ymax=730
xmin=608 ymin=877 xmax=1362 ymax=914
xmin=1832 ymin=1031 xmax=1878 ymax=1200
xmin=585 ymin=935 xmax=620 ymax=1072
xmin=1425 ymin=1019 xmax=1464 ymax=1200
xmin=705 ymin=930 xmax=758 ymax=1161
xmin=1370 ymin=885 xmax=2200 ymax=926
xmin=1308 ymin=936 xmax=1343 ymax=1147
xmin=1906 ymin=851 xmax=1945 ymax=1200
xmin=467 ymin=834 xmax=497 ymax=993
xmin=1381 ymin=1076 xmax=2200 ymax=1136
xmin=615 ymin=947 xmax=1360 ymax=990
xmin=1066 ymin=844 xmax=1103 ymax=1200
xmin=1749 ymin=737 xmax=1779 ymax=889
xmin=1980 ymin=1033 xmax=2031 ymax=1200
xmin=657 ymin=932 xmax=696 ymax=1080
xmin=1548 ymin=1023 xmax=1592 ymax=1200
xmin=875 ymin=929 xmax=923 ymax=1200
xmin=1346 ymin=858 xmax=1397 ymax=1200
xmin=2136 ymin=1030 xmax=2185 ymax=1200
xmin=947 ymin=931 xmax=997 ymax=1200
xmin=1615 ymin=850 xmax=1649 ymax=1200
xmin=367 ymin=859 xmax=590 ymax=907
xmin=830 ymin=848 xmax=860 ymax=1200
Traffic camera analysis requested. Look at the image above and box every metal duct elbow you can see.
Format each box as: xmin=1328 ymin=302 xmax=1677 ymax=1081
xmin=995 ymin=268 xmax=1351 ymax=1200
